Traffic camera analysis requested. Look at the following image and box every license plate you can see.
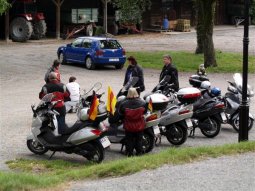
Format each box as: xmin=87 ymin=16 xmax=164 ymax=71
xmin=220 ymin=112 xmax=227 ymax=121
xmin=186 ymin=118 xmax=193 ymax=128
xmin=153 ymin=126 xmax=160 ymax=135
xmin=109 ymin=58 xmax=119 ymax=62
xmin=100 ymin=136 xmax=111 ymax=148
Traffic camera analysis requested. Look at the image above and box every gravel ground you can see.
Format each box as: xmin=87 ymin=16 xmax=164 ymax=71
xmin=68 ymin=152 xmax=255 ymax=191
xmin=0 ymin=26 xmax=254 ymax=189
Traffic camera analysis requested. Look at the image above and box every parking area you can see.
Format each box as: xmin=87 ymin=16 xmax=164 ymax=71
xmin=0 ymin=26 xmax=254 ymax=170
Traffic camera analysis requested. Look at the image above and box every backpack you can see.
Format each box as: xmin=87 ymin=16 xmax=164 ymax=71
xmin=44 ymin=67 xmax=54 ymax=83
xmin=123 ymin=107 xmax=145 ymax=132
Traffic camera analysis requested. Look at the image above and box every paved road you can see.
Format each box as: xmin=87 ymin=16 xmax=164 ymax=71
xmin=0 ymin=26 xmax=254 ymax=189
xmin=68 ymin=152 xmax=255 ymax=191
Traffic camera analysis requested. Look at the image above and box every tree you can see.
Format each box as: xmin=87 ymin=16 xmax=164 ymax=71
xmin=195 ymin=0 xmax=217 ymax=67
xmin=0 ymin=0 xmax=10 ymax=15
xmin=111 ymin=0 xmax=151 ymax=24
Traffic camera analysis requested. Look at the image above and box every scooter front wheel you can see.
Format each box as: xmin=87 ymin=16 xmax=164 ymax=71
xmin=165 ymin=124 xmax=188 ymax=145
xmin=27 ymin=139 xmax=48 ymax=155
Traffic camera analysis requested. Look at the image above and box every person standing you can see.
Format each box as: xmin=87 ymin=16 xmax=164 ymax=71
xmin=159 ymin=54 xmax=179 ymax=91
xmin=65 ymin=76 xmax=80 ymax=113
xmin=44 ymin=59 xmax=61 ymax=83
xmin=39 ymin=72 xmax=70 ymax=134
xmin=111 ymin=88 xmax=147 ymax=156
xmin=123 ymin=56 xmax=145 ymax=94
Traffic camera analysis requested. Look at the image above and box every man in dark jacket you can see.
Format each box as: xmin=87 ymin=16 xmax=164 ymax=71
xmin=39 ymin=72 xmax=70 ymax=134
xmin=123 ymin=56 xmax=145 ymax=94
xmin=159 ymin=54 xmax=179 ymax=91
xmin=111 ymin=88 xmax=147 ymax=156
xmin=44 ymin=60 xmax=61 ymax=83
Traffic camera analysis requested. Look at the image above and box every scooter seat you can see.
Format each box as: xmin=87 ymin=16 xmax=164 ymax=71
xmin=193 ymin=98 xmax=216 ymax=111
xmin=62 ymin=121 xmax=92 ymax=135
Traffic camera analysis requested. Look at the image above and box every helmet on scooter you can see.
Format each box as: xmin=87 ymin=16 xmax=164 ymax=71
xmin=211 ymin=87 xmax=221 ymax=96
xmin=77 ymin=108 xmax=89 ymax=121
xmin=200 ymin=81 xmax=211 ymax=89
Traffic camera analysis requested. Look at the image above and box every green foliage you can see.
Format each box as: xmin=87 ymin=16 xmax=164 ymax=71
xmin=111 ymin=0 xmax=151 ymax=24
xmin=94 ymin=26 xmax=105 ymax=36
xmin=1 ymin=141 xmax=255 ymax=191
xmin=126 ymin=51 xmax=255 ymax=73
xmin=0 ymin=0 xmax=10 ymax=15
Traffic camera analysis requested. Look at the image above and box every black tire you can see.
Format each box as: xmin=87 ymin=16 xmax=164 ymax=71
xmin=58 ymin=52 xmax=66 ymax=65
xmin=115 ymin=64 xmax=124 ymax=69
xmin=27 ymin=139 xmax=48 ymax=155
xmin=232 ymin=116 xmax=254 ymax=132
xmin=142 ymin=132 xmax=154 ymax=153
xmin=10 ymin=17 xmax=33 ymax=42
xmin=85 ymin=57 xmax=95 ymax=70
xmin=31 ymin=20 xmax=47 ymax=40
xmin=200 ymin=118 xmax=221 ymax=138
xmin=165 ymin=124 xmax=188 ymax=145
xmin=86 ymin=24 xmax=93 ymax=36
xmin=83 ymin=142 xmax=105 ymax=163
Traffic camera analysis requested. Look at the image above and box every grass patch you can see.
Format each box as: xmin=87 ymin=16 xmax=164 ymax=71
xmin=125 ymin=51 xmax=255 ymax=73
xmin=1 ymin=141 xmax=255 ymax=191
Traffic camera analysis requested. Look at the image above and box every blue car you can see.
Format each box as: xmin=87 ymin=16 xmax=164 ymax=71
xmin=57 ymin=37 xmax=126 ymax=70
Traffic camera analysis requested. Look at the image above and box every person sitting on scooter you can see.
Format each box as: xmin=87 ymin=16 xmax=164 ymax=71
xmin=39 ymin=72 xmax=70 ymax=135
xmin=122 ymin=56 xmax=145 ymax=95
xmin=65 ymin=76 xmax=80 ymax=113
xmin=159 ymin=54 xmax=179 ymax=92
xmin=110 ymin=88 xmax=147 ymax=156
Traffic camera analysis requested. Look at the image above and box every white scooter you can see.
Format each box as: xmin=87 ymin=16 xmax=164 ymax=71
xmin=27 ymin=93 xmax=111 ymax=163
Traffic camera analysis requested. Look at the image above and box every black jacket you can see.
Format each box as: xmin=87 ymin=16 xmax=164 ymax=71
xmin=123 ymin=65 xmax=145 ymax=92
xmin=159 ymin=63 xmax=179 ymax=91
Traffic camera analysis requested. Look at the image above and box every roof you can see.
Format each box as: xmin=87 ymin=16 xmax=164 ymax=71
xmin=77 ymin=36 xmax=116 ymax=41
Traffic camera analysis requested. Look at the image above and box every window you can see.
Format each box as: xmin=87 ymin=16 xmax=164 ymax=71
xmin=99 ymin=40 xmax=121 ymax=49
xmin=82 ymin=39 xmax=92 ymax=48
xmin=72 ymin=38 xmax=83 ymax=47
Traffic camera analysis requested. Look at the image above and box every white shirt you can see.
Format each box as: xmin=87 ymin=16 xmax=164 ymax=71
xmin=66 ymin=82 xmax=80 ymax=102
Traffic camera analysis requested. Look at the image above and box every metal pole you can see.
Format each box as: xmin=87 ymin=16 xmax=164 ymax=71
xmin=5 ymin=9 xmax=9 ymax=42
xmin=105 ymin=0 xmax=108 ymax=34
xmin=239 ymin=0 xmax=250 ymax=142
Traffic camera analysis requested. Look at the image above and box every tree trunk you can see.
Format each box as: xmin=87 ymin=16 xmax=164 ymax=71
xmin=195 ymin=0 xmax=204 ymax=54
xmin=203 ymin=0 xmax=217 ymax=67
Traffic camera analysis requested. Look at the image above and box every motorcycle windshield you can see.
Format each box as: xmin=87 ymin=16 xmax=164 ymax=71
xmin=38 ymin=93 xmax=54 ymax=107
xmin=159 ymin=75 xmax=171 ymax=85
xmin=233 ymin=73 xmax=254 ymax=96
xmin=124 ymin=77 xmax=139 ymax=89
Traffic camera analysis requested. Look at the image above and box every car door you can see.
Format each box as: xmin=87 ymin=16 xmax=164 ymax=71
xmin=65 ymin=38 xmax=83 ymax=63
xmin=76 ymin=38 xmax=93 ymax=63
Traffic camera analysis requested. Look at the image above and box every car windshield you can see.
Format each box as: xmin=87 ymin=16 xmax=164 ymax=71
xmin=99 ymin=40 xmax=121 ymax=49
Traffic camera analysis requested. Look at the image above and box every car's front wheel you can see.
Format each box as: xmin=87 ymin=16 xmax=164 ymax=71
xmin=85 ymin=57 xmax=95 ymax=70
xmin=59 ymin=52 xmax=66 ymax=65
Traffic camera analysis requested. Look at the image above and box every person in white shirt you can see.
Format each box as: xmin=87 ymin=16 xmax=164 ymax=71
xmin=65 ymin=76 xmax=80 ymax=113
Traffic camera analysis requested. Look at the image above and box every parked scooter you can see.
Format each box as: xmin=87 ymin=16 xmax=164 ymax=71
xmin=143 ymin=75 xmax=202 ymax=144
xmin=78 ymin=79 xmax=166 ymax=153
xmin=224 ymin=73 xmax=254 ymax=132
xmin=27 ymin=93 xmax=110 ymax=163
xmin=158 ymin=87 xmax=201 ymax=144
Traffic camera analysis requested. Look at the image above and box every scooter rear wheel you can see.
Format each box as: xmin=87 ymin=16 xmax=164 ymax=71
xmin=200 ymin=118 xmax=221 ymax=138
xmin=232 ymin=116 xmax=254 ymax=132
xmin=82 ymin=142 xmax=105 ymax=163
xmin=142 ymin=133 xmax=154 ymax=153
xmin=27 ymin=139 xmax=48 ymax=155
xmin=165 ymin=124 xmax=188 ymax=145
